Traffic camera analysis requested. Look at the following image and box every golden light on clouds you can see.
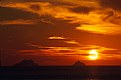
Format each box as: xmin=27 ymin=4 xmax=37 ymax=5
xmin=64 ymin=40 xmax=79 ymax=44
xmin=48 ymin=36 xmax=66 ymax=40
xmin=1 ymin=1 xmax=121 ymax=35
xmin=76 ymin=23 xmax=121 ymax=35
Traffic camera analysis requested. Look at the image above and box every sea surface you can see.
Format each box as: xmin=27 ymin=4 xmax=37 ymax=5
xmin=1 ymin=66 xmax=121 ymax=80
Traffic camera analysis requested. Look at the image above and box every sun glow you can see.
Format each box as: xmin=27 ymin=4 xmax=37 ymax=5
xmin=89 ymin=50 xmax=98 ymax=60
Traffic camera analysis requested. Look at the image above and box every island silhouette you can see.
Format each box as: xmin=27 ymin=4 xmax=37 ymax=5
xmin=13 ymin=59 xmax=86 ymax=67
xmin=13 ymin=59 xmax=39 ymax=66
xmin=73 ymin=60 xmax=86 ymax=67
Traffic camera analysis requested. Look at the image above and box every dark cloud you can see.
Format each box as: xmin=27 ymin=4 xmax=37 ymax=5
xmin=1 ymin=14 xmax=121 ymax=50
xmin=103 ymin=10 xmax=115 ymax=21
xmin=0 ymin=16 xmax=79 ymax=51
xmin=30 ymin=4 xmax=41 ymax=11
xmin=48 ymin=1 xmax=75 ymax=6
xmin=64 ymin=53 xmax=88 ymax=56
xmin=69 ymin=6 xmax=94 ymax=14
xmin=99 ymin=0 xmax=121 ymax=11
xmin=56 ymin=50 xmax=74 ymax=53
xmin=0 ymin=6 xmax=39 ymax=21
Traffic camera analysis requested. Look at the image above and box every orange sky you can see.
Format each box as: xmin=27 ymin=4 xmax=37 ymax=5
xmin=0 ymin=0 xmax=121 ymax=66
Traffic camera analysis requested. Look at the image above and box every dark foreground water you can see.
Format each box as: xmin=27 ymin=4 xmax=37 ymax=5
xmin=1 ymin=66 xmax=121 ymax=80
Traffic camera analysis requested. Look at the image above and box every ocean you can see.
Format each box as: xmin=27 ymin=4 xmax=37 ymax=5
xmin=1 ymin=66 xmax=121 ymax=80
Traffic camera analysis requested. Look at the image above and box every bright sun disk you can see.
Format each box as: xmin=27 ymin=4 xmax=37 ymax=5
xmin=89 ymin=49 xmax=98 ymax=60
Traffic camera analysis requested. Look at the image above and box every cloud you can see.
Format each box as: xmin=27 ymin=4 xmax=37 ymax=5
xmin=1 ymin=2 xmax=121 ymax=44
xmin=15 ymin=43 xmax=121 ymax=63
xmin=64 ymin=40 xmax=79 ymax=44
xmin=17 ymin=43 xmax=117 ymax=57
xmin=76 ymin=23 xmax=121 ymax=35
xmin=102 ymin=9 xmax=115 ymax=21
xmin=83 ymin=45 xmax=117 ymax=51
xmin=0 ymin=19 xmax=38 ymax=25
xmin=0 ymin=6 xmax=39 ymax=21
xmin=48 ymin=36 xmax=67 ymax=40
xmin=41 ymin=19 xmax=54 ymax=24
xmin=101 ymin=9 xmax=121 ymax=25
xmin=99 ymin=0 xmax=121 ymax=11
xmin=48 ymin=36 xmax=80 ymax=46
xmin=1 ymin=1 xmax=121 ymax=35
xmin=69 ymin=6 xmax=94 ymax=14
xmin=29 ymin=4 xmax=41 ymax=11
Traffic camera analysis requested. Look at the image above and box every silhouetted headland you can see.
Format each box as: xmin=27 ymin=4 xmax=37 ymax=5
xmin=72 ymin=60 xmax=86 ymax=67
xmin=13 ymin=59 xmax=39 ymax=67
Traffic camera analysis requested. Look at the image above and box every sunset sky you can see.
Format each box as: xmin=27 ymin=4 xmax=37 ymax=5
xmin=0 ymin=0 xmax=121 ymax=66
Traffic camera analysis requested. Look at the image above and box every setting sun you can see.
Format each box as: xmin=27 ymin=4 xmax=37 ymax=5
xmin=89 ymin=50 xmax=98 ymax=60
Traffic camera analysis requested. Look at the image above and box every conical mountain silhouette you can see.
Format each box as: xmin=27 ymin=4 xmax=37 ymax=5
xmin=14 ymin=59 xmax=39 ymax=66
xmin=73 ymin=60 xmax=86 ymax=66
